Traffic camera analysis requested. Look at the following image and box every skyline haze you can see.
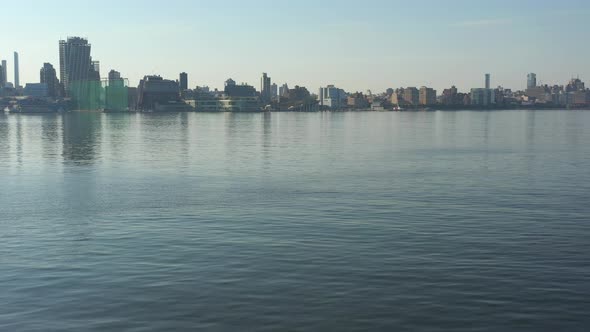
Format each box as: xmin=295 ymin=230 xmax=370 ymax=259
xmin=1 ymin=0 xmax=589 ymax=92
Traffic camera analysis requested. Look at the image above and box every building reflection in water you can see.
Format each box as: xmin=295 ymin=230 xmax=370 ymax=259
xmin=61 ymin=112 xmax=102 ymax=165
xmin=40 ymin=114 xmax=63 ymax=161
xmin=101 ymin=113 xmax=133 ymax=160
xmin=0 ymin=113 xmax=9 ymax=161
xmin=262 ymin=112 xmax=272 ymax=170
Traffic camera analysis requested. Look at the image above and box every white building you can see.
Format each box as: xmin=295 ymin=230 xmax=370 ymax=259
xmin=319 ymin=85 xmax=346 ymax=109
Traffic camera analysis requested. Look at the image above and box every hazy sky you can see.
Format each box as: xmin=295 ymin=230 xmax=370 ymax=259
xmin=1 ymin=0 xmax=589 ymax=93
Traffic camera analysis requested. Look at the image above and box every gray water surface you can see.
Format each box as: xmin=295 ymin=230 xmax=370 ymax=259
xmin=1 ymin=111 xmax=589 ymax=331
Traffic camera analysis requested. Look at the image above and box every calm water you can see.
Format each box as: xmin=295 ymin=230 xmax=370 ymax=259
xmin=1 ymin=111 xmax=589 ymax=331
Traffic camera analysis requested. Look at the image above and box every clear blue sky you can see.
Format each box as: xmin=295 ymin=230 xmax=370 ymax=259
xmin=1 ymin=0 xmax=589 ymax=93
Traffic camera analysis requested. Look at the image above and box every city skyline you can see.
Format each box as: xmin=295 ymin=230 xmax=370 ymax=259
xmin=1 ymin=0 xmax=590 ymax=93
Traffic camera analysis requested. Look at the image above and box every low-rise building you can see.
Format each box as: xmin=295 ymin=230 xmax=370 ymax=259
xmin=138 ymin=75 xmax=187 ymax=111
xmin=24 ymin=83 xmax=48 ymax=97
xmin=224 ymin=79 xmax=257 ymax=97
xmin=347 ymin=92 xmax=369 ymax=109
xmin=571 ymin=90 xmax=590 ymax=106
xmin=471 ymin=88 xmax=495 ymax=106
xmin=526 ymin=86 xmax=552 ymax=103
xmin=187 ymin=96 xmax=260 ymax=112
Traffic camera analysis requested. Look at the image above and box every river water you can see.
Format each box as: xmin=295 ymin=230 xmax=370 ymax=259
xmin=1 ymin=110 xmax=589 ymax=331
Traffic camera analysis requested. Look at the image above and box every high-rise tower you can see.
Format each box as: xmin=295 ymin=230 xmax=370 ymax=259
xmin=527 ymin=73 xmax=537 ymax=89
xmin=0 ymin=63 xmax=5 ymax=88
xmin=59 ymin=37 xmax=92 ymax=95
xmin=1 ymin=59 xmax=6 ymax=87
xmin=260 ymin=73 xmax=271 ymax=103
xmin=179 ymin=72 xmax=188 ymax=91
xmin=485 ymin=73 xmax=490 ymax=89
xmin=14 ymin=52 xmax=20 ymax=88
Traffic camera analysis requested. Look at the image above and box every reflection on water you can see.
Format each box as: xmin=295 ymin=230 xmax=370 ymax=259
xmin=62 ymin=112 xmax=102 ymax=165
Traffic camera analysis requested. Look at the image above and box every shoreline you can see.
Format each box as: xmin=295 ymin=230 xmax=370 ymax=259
xmin=3 ymin=108 xmax=590 ymax=115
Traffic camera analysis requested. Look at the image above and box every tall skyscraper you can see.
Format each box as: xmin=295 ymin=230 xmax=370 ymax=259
xmin=59 ymin=37 xmax=92 ymax=95
xmin=1 ymin=60 xmax=6 ymax=87
xmin=179 ymin=72 xmax=188 ymax=91
xmin=0 ymin=64 xmax=5 ymax=88
xmin=485 ymin=73 xmax=490 ymax=89
xmin=40 ymin=63 xmax=60 ymax=97
xmin=14 ymin=52 xmax=20 ymax=88
xmin=270 ymin=83 xmax=278 ymax=99
xmin=260 ymin=73 xmax=271 ymax=103
xmin=527 ymin=73 xmax=537 ymax=89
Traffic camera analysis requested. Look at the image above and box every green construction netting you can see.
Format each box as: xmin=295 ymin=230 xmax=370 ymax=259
xmin=68 ymin=79 xmax=129 ymax=111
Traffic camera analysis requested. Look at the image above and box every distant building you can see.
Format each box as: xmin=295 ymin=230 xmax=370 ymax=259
xmin=179 ymin=72 xmax=188 ymax=91
xmin=347 ymin=92 xmax=369 ymax=108
xmin=187 ymin=96 xmax=260 ymax=112
xmin=14 ymin=52 xmax=20 ymax=89
xmin=485 ymin=73 xmax=491 ymax=90
xmin=371 ymin=100 xmax=386 ymax=111
xmin=526 ymin=85 xmax=551 ymax=103
xmin=527 ymin=73 xmax=537 ymax=89
xmin=105 ymin=72 xmax=128 ymax=111
xmin=286 ymin=85 xmax=311 ymax=101
xmin=0 ymin=63 xmax=5 ymax=88
xmin=471 ymin=88 xmax=495 ymax=106
xmin=419 ymin=86 xmax=437 ymax=105
xmin=279 ymin=83 xmax=289 ymax=97
xmin=403 ymin=87 xmax=419 ymax=105
xmin=319 ymin=85 xmax=346 ymax=109
xmin=225 ymin=79 xmax=257 ymax=97
xmin=494 ymin=88 xmax=505 ymax=105
xmin=89 ymin=60 xmax=100 ymax=81
xmin=570 ymin=90 xmax=590 ymax=106
xmin=108 ymin=69 xmax=121 ymax=80
xmin=390 ymin=88 xmax=407 ymax=106
xmin=127 ymin=87 xmax=138 ymax=110
xmin=566 ymin=77 xmax=585 ymax=92
xmin=59 ymin=37 xmax=92 ymax=95
xmin=260 ymin=73 xmax=271 ymax=103
xmin=24 ymin=83 xmax=48 ymax=97
xmin=463 ymin=93 xmax=471 ymax=105
xmin=137 ymin=75 xmax=185 ymax=111
xmin=185 ymin=79 xmax=260 ymax=112
xmin=441 ymin=86 xmax=459 ymax=105
xmin=40 ymin=63 xmax=60 ymax=97
xmin=270 ymin=83 xmax=278 ymax=100
xmin=1 ymin=60 xmax=6 ymax=86
xmin=1 ymin=81 xmax=16 ymax=97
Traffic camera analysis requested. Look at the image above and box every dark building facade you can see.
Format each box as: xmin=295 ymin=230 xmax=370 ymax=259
xmin=224 ymin=79 xmax=257 ymax=97
xmin=179 ymin=72 xmax=188 ymax=91
xmin=108 ymin=70 xmax=121 ymax=81
xmin=40 ymin=63 xmax=60 ymax=97
xmin=260 ymin=73 xmax=271 ymax=103
xmin=137 ymin=75 xmax=182 ymax=111
xmin=0 ymin=64 xmax=5 ymax=88
xmin=59 ymin=37 xmax=92 ymax=95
